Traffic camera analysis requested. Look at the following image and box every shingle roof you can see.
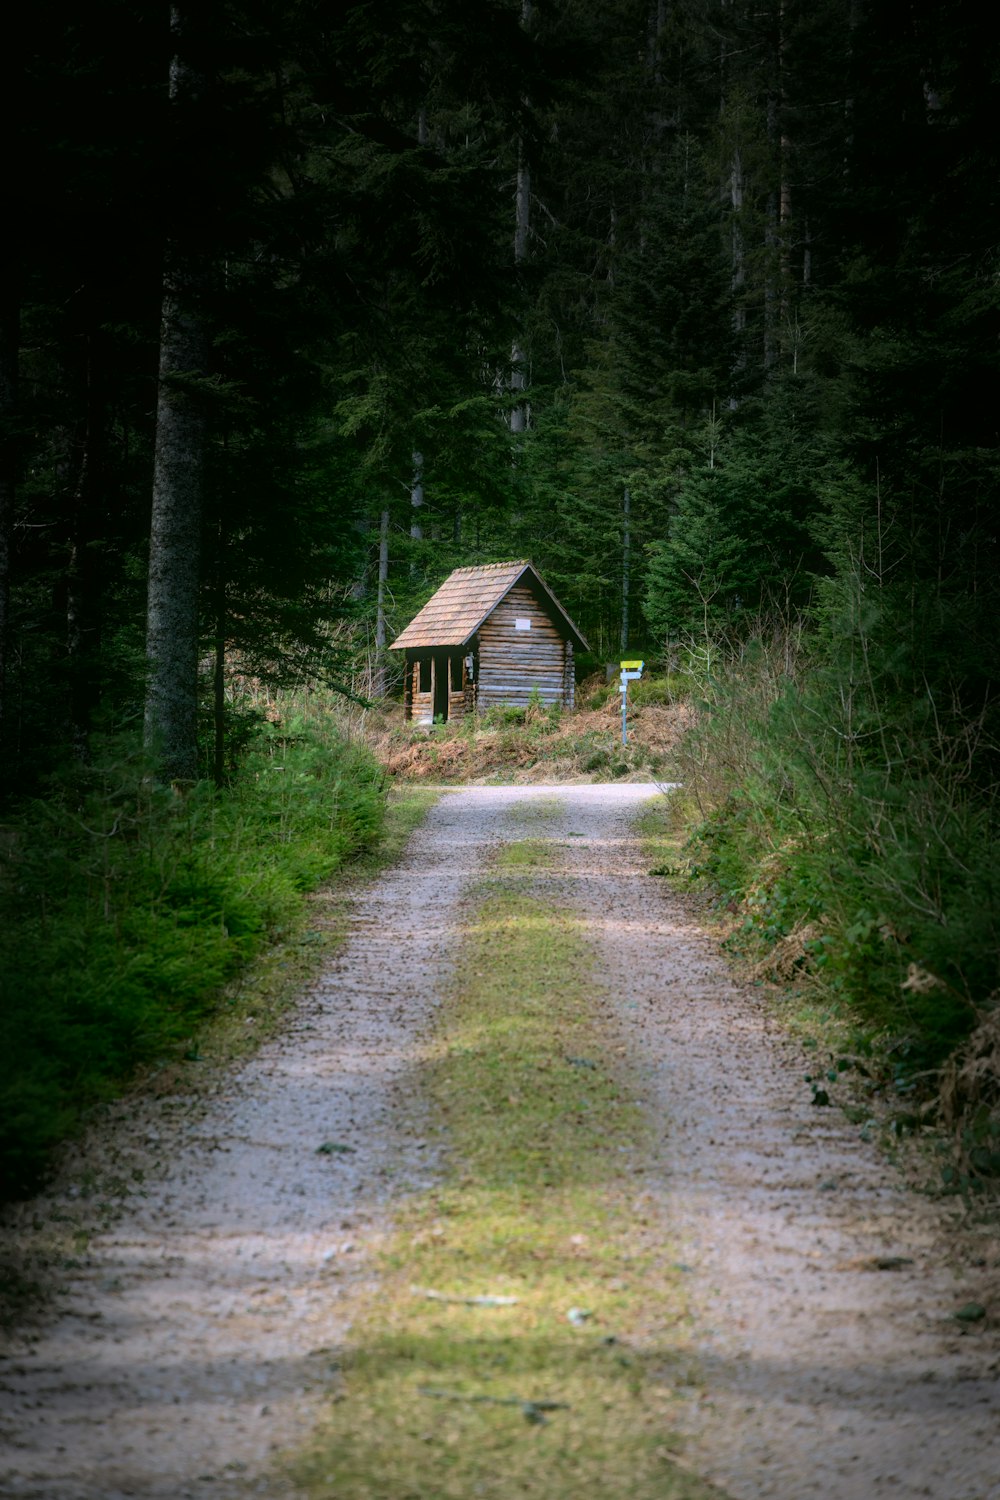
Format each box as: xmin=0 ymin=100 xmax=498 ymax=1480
xmin=389 ymin=560 xmax=588 ymax=652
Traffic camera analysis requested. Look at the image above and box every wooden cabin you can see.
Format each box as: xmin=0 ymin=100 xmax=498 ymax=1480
xmin=390 ymin=561 xmax=588 ymax=724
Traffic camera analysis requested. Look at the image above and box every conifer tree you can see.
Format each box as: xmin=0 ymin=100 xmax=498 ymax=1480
xmin=143 ymin=12 xmax=211 ymax=781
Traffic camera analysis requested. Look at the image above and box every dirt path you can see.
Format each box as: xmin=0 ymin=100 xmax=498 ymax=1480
xmin=2 ymin=785 xmax=998 ymax=1499
xmin=0 ymin=790 xmax=507 ymax=1499
xmin=558 ymin=788 xmax=1000 ymax=1500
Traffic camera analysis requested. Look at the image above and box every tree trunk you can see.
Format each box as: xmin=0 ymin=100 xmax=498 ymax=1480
xmin=768 ymin=1 xmax=792 ymax=366
xmin=407 ymin=450 xmax=424 ymax=580
xmin=620 ymin=486 xmax=631 ymax=655
xmin=510 ymin=0 xmax=533 ymax=439
xmin=143 ymin=8 xmax=209 ymax=782
xmin=374 ymin=506 xmax=389 ymax=698
xmin=66 ymin=332 xmax=106 ymax=764
xmin=510 ymin=141 xmax=530 ymax=436
xmin=0 ymin=283 xmax=17 ymax=746
xmin=144 ymin=275 xmax=208 ymax=780
xmin=212 ymin=519 xmax=226 ymax=787
xmin=410 ymin=451 xmax=424 ymax=540
xmin=729 ymin=146 xmax=746 ymax=402
xmin=764 ymin=189 xmax=778 ymax=368
xmin=350 ymin=514 xmax=369 ymax=600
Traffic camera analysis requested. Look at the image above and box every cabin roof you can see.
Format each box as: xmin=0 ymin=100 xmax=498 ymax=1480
xmin=389 ymin=560 xmax=588 ymax=652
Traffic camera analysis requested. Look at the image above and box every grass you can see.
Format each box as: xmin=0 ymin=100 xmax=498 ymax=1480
xmin=631 ymin=782 xmax=983 ymax=1193
xmin=364 ymin=687 xmax=687 ymax=786
xmin=0 ymin=694 xmax=439 ymax=1201
xmin=294 ymin=823 xmax=718 ymax=1500
xmin=0 ymin=782 xmax=441 ymax=1332
xmin=167 ymin=783 xmax=442 ymax=1072
xmin=635 ymin=792 xmax=690 ymax=883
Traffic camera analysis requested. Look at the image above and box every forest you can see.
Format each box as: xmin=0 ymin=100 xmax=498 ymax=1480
xmin=2 ymin=0 xmax=998 ymax=1193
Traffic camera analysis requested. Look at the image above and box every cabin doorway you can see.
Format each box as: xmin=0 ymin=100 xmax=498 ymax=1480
xmin=433 ymin=656 xmax=449 ymax=722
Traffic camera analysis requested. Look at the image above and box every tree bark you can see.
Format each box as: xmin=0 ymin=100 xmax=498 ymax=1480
xmin=374 ymin=506 xmax=389 ymax=698
xmin=510 ymin=0 xmax=533 ymax=439
xmin=620 ymin=486 xmax=631 ymax=655
xmin=143 ymin=8 xmax=209 ymax=782
xmin=409 ymin=450 xmax=424 ymax=540
xmin=729 ymin=146 xmax=746 ymax=402
xmin=766 ymin=0 xmax=792 ymax=366
xmin=212 ymin=519 xmax=226 ymax=787
xmin=510 ymin=142 xmax=530 ymax=436
xmin=66 ymin=331 xmax=106 ymax=764
xmin=0 ymin=282 xmax=17 ymax=746
xmin=144 ymin=275 xmax=208 ymax=780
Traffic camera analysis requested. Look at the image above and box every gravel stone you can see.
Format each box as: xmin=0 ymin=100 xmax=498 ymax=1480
xmin=1 ymin=784 xmax=997 ymax=1500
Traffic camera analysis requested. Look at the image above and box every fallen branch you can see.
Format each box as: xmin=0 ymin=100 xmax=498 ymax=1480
xmin=412 ymin=1287 xmax=518 ymax=1307
xmin=417 ymin=1386 xmax=570 ymax=1425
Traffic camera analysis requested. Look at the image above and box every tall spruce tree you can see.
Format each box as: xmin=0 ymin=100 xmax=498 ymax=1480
xmin=144 ymin=9 xmax=212 ymax=782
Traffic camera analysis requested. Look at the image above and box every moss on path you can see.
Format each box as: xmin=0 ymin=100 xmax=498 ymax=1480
xmin=296 ymin=809 xmax=720 ymax=1500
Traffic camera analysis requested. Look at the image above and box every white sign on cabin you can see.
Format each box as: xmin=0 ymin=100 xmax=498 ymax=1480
xmin=515 ymin=618 xmax=531 ymax=630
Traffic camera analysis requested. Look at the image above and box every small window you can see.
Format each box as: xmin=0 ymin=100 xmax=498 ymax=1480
xmin=418 ymin=659 xmax=431 ymax=693
xmin=515 ymin=617 xmax=531 ymax=631
xmin=450 ymin=655 xmax=463 ymax=691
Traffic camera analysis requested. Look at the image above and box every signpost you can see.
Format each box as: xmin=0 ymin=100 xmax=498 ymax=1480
xmin=619 ymin=659 xmax=644 ymax=745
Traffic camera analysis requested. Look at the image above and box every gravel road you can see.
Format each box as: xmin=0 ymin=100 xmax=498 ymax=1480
xmin=1 ymin=784 xmax=997 ymax=1500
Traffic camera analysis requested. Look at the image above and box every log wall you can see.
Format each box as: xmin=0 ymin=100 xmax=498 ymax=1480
xmin=404 ymin=585 xmax=577 ymax=720
xmin=448 ymin=675 xmax=466 ymax=720
xmin=410 ymin=665 xmax=434 ymax=724
xmin=407 ymin=652 xmax=471 ymax=724
xmin=477 ymin=585 xmax=569 ymax=710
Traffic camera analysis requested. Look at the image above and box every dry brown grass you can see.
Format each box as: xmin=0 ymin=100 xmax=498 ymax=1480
xmin=938 ymin=999 xmax=1000 ymax=1183
xmin=357 ymin=685 xmax=690 ymax=785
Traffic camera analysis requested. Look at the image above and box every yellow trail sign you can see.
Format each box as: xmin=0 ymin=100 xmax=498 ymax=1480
xmin=620 ymin=659 xmax=644 ymax=671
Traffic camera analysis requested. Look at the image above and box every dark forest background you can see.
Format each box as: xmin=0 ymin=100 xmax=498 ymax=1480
xmin=2 ymin=1 xmax=998 ymax=1193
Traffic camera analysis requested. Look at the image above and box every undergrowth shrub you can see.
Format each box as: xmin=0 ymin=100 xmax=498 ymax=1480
xmin=377 ymin=706 xmax=672 ymax=782
xmin=627 ymin=672 xmax=690 ymax=707
xmin=0 ymin=710 xmax=385 ymax=1198
xmin=669 ymin=604 xmax=999 ymax=1110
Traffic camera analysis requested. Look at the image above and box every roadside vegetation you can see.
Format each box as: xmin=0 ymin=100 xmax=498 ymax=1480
xmin=637 ymin=605 xmax=1000 ymax=1193
xmin=359 ymin=618 xmax=998 ymax=1196
xmin=8 ymin=2 xmax=996 ymax=1217
xmin=0 ymin=692 xmax=412 ymax=1201
xmin=363 ymin=675 xmax=688 ymax=785
xmin=297 ymin=821 xmax=714 ymax=1500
